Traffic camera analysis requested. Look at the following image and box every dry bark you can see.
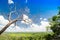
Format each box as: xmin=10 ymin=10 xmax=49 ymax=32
xmin=0 ymin=19 xmax=18 ymax=35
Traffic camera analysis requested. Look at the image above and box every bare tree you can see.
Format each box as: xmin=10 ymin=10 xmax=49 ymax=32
xmin=0 ymin=7 xmax=32 ymax=35
xmin=0 ymin=1 xmax=32 ymax=35
xmin=0 ymin=10 xmax=22 ymax=35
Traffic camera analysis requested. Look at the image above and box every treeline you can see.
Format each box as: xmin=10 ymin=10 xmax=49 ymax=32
xmin=45 ymin=7 xmax=60 ymax=40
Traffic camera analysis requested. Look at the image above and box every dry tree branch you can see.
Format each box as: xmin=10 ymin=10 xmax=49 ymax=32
xmin=0 ymin=5 xmax=32 ymax=35
xmin=0 ymin=9 xmax=22 ymax=35
xmin=0 ymin=14 xmax=22 ymax=35
xmin=0 ymin=2 xmax=23 ymax=35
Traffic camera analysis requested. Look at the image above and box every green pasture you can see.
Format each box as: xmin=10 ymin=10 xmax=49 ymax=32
xmin=0 ymin=32 xmax=53 ymax=40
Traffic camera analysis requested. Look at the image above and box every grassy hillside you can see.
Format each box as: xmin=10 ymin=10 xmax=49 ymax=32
xmin=0 ymin=32 xmax=53 ymax=40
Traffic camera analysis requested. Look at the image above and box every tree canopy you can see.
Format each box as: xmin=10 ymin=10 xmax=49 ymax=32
xmin=45 ymin=7 xmax=60 ymax=40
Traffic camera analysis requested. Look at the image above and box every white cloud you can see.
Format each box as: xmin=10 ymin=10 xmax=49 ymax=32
xmin=30 ymin=20 xmax=50 ymax=32
xmin=21 ymin=14 xmax=32 ymax=24
xmin=0 ymin=15 xmax=51 ymax=32
xmin=40 ymin=18 xmax=43 ymax=20
xmin=40 ymin=21 xmax=49 ymax=27
xmin=23 ymin=14 xmax=29 ymax=20
xmin=20 ymin=20 xmax=50 ymax=32
xmin=40 ymin=18 xmax=47 ymax=21
xmin=5 ymin=26 xmax=21 ymax=32
xmin=0 ymin=15 xmax=9 ymax=25
xmin=43 ymin=18 xmax=47 ymax=21
xmin=8 ymin=0 xmax=14 ymax=4
xmin=0 ymin=15 xmax=14 ymax=31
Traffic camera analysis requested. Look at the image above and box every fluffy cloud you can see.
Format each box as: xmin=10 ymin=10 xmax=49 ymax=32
xmin=0 ymin=15 xmax=51 ymax=32
xmin=40 ymin=18 xmax=43 ymax=20
xmin=43 ymin=18 xmax=47 ymax=21
xmin=0 ymin=15 xmax=9 ymax=25
xmin=5 ymin=26 xmax=21 ymax=32
xmin=8 ymin=0 xmax=14 ymax=4
xmin=0 ymin=15 xmax=9 ymax=30
xmin=0 ymin=15 xmax=14 ymax=31
xmin=21 ymin=14 xmax=32 ymax=24
xmin=30 ymin=21 xmax=50 ymax=32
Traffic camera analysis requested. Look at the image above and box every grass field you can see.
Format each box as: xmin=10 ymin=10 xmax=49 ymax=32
xmin=0 ymin=32 xmax=53 ymax=40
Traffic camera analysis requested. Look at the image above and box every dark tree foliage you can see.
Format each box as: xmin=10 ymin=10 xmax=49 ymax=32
xmin=45 ymin=8 xmax=60 ymax=40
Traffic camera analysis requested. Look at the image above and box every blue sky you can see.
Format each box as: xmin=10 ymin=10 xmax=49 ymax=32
xmin=0 ymin=0 xmax=59 ymax=24
xmin=0 ymin=0 xmax=59 ymax=17
xmin=0 ymin=0 xmax=59 ymax=21
xmin=0 ymin=0 xmax=60 ymax=32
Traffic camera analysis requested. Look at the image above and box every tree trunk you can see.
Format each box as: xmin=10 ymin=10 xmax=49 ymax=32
xmin=0 ymin=19 xmax=18 ymax=35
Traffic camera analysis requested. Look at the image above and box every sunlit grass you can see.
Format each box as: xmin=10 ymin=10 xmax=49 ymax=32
xmin=0 ymin=32 xmax=53 ymax=40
